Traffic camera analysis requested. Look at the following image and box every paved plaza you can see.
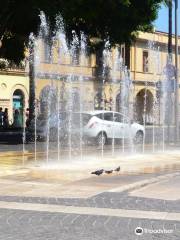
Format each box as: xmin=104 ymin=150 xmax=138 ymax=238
xmin=0 ymin=176 xmax=180 ymax=240
xmin=0 ymin=146 xmax=180 ymax=239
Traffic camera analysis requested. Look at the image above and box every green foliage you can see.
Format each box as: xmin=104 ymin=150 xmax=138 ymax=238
xmin=61 ymin=0 xmax=162 ymax=44
xmin=0 ymin=0 xmax=164 ymax=63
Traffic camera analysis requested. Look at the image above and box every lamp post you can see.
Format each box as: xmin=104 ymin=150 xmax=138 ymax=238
xmin=175 ymin=0 xmax=179 ymax=142
xmin=167 ymin=0 xmax=173 ymax=144
xmin=168 ymin=0 xmax=173 ymax=57
xmin=28 ymin=34 xmax=35 ymax=125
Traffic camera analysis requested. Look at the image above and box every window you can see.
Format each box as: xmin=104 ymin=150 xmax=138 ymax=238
xmin=95 ymin=113 xmax=103 ymax=120
xmin=71 ymin=48 xmax=80 ymax=66
xmin=44 ymin=41 xmax=52 ymax=63
xmin=157 ymin=50 xmax=161 ymax=74
xmin=114 ymin=113 xmax=123 ymax=122
xmin=120 ymin=45 xmax=125 ymax=64
xmin=95 ymin=113 xmax=113 ymax=121
xmin=114 ymin=113 xmax=129 ymax=123
xmin=104 ymin=113 xmax=113 ymax=121
xmin=143 ymin=51 xmax=149 ymax=72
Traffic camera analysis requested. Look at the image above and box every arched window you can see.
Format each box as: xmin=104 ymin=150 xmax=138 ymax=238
xmin=135 ymin=89 xmax=154 ymax=124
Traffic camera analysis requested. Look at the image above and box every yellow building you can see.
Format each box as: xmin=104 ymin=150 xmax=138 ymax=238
xmin=0 ymin=30 xmax=179 ymax=126
xmin=0 ymin=65 xmax=29 ymax=124
xmin=35 ymin=30 xmax=180 ymax=125
xmin=131 ymin=31 xmax=180 ymax=124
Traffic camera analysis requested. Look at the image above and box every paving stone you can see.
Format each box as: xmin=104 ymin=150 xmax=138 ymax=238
xmin=1 ymin=191 xmax=180 ymax=213
xmin=0 ymin=209 xmax=179 ymax=239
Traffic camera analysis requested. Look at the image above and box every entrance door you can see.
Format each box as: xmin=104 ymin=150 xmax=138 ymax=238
xmin=13 ymin=90 xmax=24 ymax=125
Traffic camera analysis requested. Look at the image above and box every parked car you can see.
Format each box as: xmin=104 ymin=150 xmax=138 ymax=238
xmin=77 ymin=110 xmax=145 ymax=146
xmin=28 ymin=111 xmax=144 ymax=145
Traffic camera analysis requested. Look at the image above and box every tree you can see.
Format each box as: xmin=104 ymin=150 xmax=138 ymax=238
xmin=0 ymin=0 xmax=166 ymax=122
xmin=0 ymin=0 xmax=167 ymax=62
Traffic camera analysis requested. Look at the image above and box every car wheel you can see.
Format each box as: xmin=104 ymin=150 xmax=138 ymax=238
xmin=134 ymin=131 xmax=144 ymax=144
xmin=96 ymin=132 xmax=107 ymax=146
xmin=49 ymin=128 xmax=57 ymax=142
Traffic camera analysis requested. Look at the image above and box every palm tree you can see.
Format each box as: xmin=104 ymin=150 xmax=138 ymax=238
xmin=165 ymin=0 xmax=173 ymax=144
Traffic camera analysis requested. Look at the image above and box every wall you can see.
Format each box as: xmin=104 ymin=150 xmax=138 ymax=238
xmin=0 ymin=72 xmax=29 ymax=123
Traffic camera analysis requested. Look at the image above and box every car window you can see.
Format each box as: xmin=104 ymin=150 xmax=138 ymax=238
xmin=114 ymin=113 xmax=123 ymax=122
xmin=104 ymin=113 xmax=113 ymax=121
xmin=95 ymin=113 xmax=113 ymax=121
xmin=95 ymin=113 xmax=103 ymax=120
xmin=114 ymin=113 xmax=129 ymax=123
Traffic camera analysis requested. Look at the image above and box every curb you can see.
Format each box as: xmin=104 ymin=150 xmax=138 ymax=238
xmin=108 ymin=172 xmax=180 ymax=193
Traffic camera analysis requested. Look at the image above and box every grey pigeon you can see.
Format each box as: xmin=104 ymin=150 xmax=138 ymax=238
xmin=105 ymin=170 xmax=113 ymax=174
xmin=91 ymin=169 xmax=104 ymax=176
xmin=114 ymin=166 xmax=120 ymax=172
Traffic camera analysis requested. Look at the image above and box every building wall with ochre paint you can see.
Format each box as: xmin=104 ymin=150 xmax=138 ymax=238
xmin=0 ymin=31 xmax=180 ymax=125
xmin=0 ymin=72 xmax=29 ymax=123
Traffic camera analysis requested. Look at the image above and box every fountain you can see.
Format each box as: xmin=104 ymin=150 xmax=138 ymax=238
xmin=25 ymin=12 xmax=179 ymax=171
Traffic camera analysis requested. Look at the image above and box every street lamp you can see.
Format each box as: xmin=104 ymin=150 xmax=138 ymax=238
xmin=168 ymin=0 xmax=173 ymax=58
xmin=167 ymin=0 xmax=173 ymax=145
xmin=175 ymin=0 xmax=179 ymax=142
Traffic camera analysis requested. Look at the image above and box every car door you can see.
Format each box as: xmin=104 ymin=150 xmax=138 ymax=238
xmin=122 ymin=115 xmax=131 ymax=138
xmin=113 ymin=113 xmax=130 ymax=139
xmin=102 ymin=112 xmax=114 ymax=138
xmin=113 ymin=113 xmax=124 ymax=138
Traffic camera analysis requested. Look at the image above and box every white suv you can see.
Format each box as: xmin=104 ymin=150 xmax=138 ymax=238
xmin=79 ymin=110 xmax=145 ymax=145
xmin=30 ymin=111 xmax=144 ymax=145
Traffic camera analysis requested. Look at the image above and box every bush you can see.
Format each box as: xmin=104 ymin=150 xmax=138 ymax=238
xmin=0 ymin=58 xmax=9 ymax=70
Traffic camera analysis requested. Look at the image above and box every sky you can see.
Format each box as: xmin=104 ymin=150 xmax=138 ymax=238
xmin=154 ymin=0 xmax=180 ymax=33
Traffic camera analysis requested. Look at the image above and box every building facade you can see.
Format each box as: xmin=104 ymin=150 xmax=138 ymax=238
xmin=0 ymin=64 xmax=29 ymax=125
xmin=0 ymin=30 xmax=179 ymax=126
xmin=35 ymin=30 xmax=180 ymax=125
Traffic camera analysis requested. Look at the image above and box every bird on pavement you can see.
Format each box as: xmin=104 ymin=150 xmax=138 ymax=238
xmin=114 ymin=166 xmax=121 ymax=172
xmin=91 ymin=169 xmax=104 ymax=176
xmin=105 ymin=170 xmax=113 ymax=174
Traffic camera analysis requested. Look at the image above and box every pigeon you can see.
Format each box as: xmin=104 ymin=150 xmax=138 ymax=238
xmin=105 ymin=170 xmax=113 ymax=174
xmin=114 ymin=166 xmax=121 ymax=172
xmin=91 ymin=169 xmax=104 ymax=176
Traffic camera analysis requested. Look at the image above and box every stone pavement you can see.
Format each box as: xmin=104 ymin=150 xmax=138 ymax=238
xmin=0 ymin=172 xmax=180 ymax=239
xmin=0 ymin=191 xmax=179 ymax=239
xmin=0 ymin=208 xmax=179 ymax=240
xmin=0 ymin=148 xmax=180 ymax=239
xmin=0 ymin=174 xmax=180 ymax=213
